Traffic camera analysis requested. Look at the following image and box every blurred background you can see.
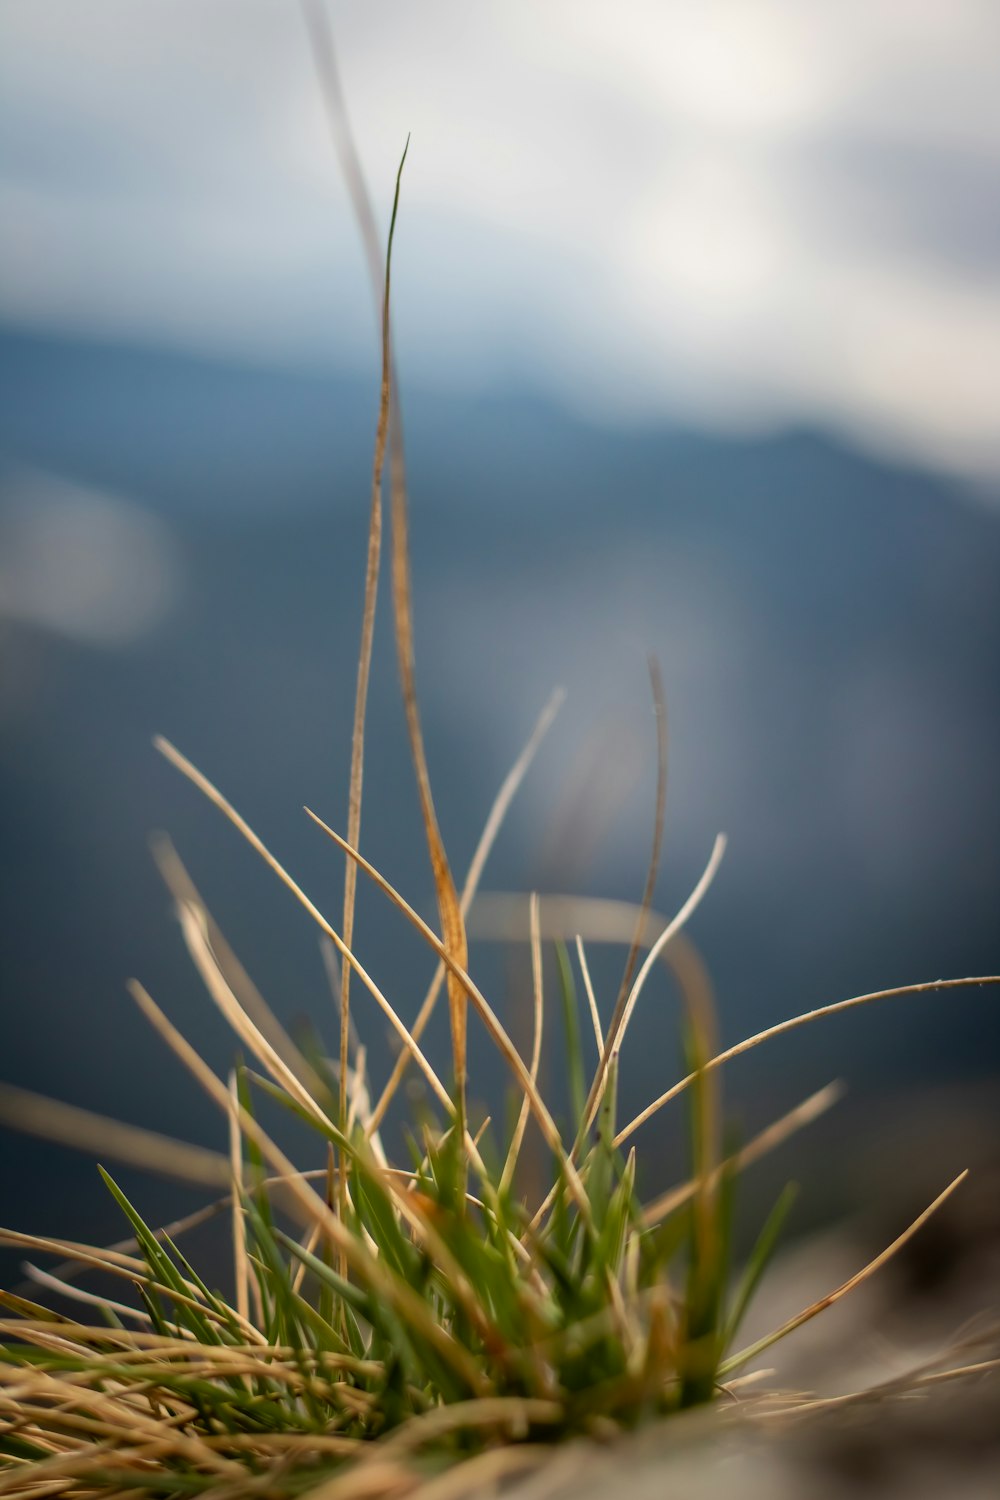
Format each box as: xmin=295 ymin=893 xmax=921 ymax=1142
xmin=1 ymin=1 xmax=999 ymax=1277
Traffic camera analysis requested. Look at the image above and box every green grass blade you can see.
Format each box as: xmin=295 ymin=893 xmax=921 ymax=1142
xmin=555 ymin=940 xmax=586 ymax=1125
xmin=724 ymin=1181 xmax=798 ymax=1349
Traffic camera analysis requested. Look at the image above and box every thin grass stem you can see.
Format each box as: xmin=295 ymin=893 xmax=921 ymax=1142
xmin=369 ymin=688 xmax=564 ymax=1133
xmin=720 ymin=1170 xmax=969 ymax=1376
xmin=616 ymin=976 xmax=1000 ymax=1150
xmin=499 ymin=893 xmax=544 ymax=1195
xmin=575 ymin=936 xmax=604 ymax=1057
xmin=302 ymin=808 xmax=591 ymax=1219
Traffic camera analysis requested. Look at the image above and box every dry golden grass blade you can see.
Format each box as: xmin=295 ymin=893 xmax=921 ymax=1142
xmin=302 ymin=2 xmax=413 ymax=1258
xmin=405 ymin=1446 xmax=550 ymax=1500
xmin=153 ymin=736 xmax=455 ymax=1117
xmin=0 ymin=1383 xmax=175 ymax=1444
xmin=303 ymin=45 xmax=465 ymax=1148
xmin=331 ymin=153 xmax=394 ymax=1141
xmin=642 ymin=1080 xmax=845 ymax=1226
xmin=574 ymin=936 xmax=604 ymax=1057
xmin=0 ymin=1373 xmax=246 ymax=1483
xmin=369 ymin=687 xmax=564 ymax=1133
xmin=721 ymin=1170 xmax=970 ymax=1377
xmin=298 ymin=1460 xmax=417 ymax=1500
xmin=0 ymin=1434 xmax=241 ymax=1498
xmin=302 ymin=809 xmax=591 ymax=1218
xmin=0 ymin=1229 xmax=162 ymax=1281
xmin=380 ymin=152 xmax=469 ymax=1131
xmin=339 ymin=144 xmax=398 ymax=1145
xmin=417 ymin=1445 xmax=586 ymax=1500
xmin=0 ymin=1083 xmax=230 ymax=1189
xmin=878 ymin=1354 xmax=1000 ymax=1392
xmin=184 ymin=1432 xmax=364 ymax=1460
xmin=30 ymin=1156 xmax=426 ymax=1310
xmin=23 ymin=1201 xmax=229 ymax=1305
xmin=226 ymin=1069 xmax=250 ymax=1327
xmin=518 ymin=886 xmax=708 ymax=1252
xmin=389 ymin=468 xmax=470 ymax=1133
xmin=500 ymin=893 xmax=545 ymax=1195
xmin=346 ymin=1044 xmax=366 ymax=1134
xmin=19 ymin=1265 xmax=155 ymax=1327
xmin=0 ymin=1432 xmax=117 ymax=1493
xmin=1 ymin=1228 xmax=257 ymax=1342
xmin=299 ymin=0 xmax=388 ymax=1121
xmin=585 ymin=834 xmax=727 ymax=1134
xmin=470 ymin=892 xmax=715 ymax=1089
xmin=614 ymin=846 xmax=722 ymax=1080
xmin=0 ymin=1324 xmax=377 ymax=1373
xmin=616 ymin=974 xmax=1000 ymax=1150
xmin=177 ymin=900 xmax=332 ymax=1131
xmin=757 ymin=1353 xmax=1000 ymax=1422
xmin=455 ymin=687 xmax=565 ymax=914
xmin=153 ymin=835 xmax=327 ymax=1102
xmin=127 ymin=979 xmax=490 ymax=1395
xmin=374 ymin=1396 xmax=562 ymax=1457
xmin=289 ymin=1221 xmax=323 ymax=1298
xmin=0 ymin=1323 xmax=100 ymax=1364
xmin=517 ymin=833 xmax=729 ymax=1234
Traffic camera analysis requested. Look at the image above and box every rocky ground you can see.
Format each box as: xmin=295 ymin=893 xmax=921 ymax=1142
xmin=492 ymin=1088 xmax=1000 ymax=1500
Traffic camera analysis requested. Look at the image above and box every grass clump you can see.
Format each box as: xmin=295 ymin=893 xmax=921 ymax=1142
xmin=0 ymin=769 xmax=991 ymax=1500
xmin=2 ymin=14 xmax=998 ymax=1498
xmin=3 ymin=775 xmax=983 ymax=1500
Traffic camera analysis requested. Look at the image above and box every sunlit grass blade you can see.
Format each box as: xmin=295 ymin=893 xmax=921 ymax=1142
xmin=153 ymin=737 xmax=457 ymax=1123
xmin=585 ymin=835 xmax=726 ymax=1136
xmin=301 ymin=808 xmax=591 ymax=1219
xmin=616 ymin=975 xmax=1000 ymax=1149
xmin=642 ymin=1081 xmax=843 ymax=1227
xmin=369 ymin=687 xmax=564 ymax=1135
xmin=720 ymin=1170 xmax=969 ymax=1377
xmin=153 ymin=836 xmax=328 ymax=1103
xmin=374 ymin=149 xmax=471 ymax=1138
xmin=125 ymin=978 xmax=490 ymax=1397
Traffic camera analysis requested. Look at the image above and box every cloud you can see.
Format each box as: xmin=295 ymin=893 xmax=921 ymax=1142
xmin=1 ymin=0 xmax=999 ymax=482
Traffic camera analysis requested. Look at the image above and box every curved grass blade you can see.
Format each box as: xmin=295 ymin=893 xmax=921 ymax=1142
xmin=720 ymin=1170 xmax=969 ymax=1377
xmin=616 ymin=976 xmax=1000 ymax=1150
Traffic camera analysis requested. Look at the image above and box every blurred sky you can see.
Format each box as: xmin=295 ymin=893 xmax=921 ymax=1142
xmin=2 ymin=0 xmax=999 ymax=487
